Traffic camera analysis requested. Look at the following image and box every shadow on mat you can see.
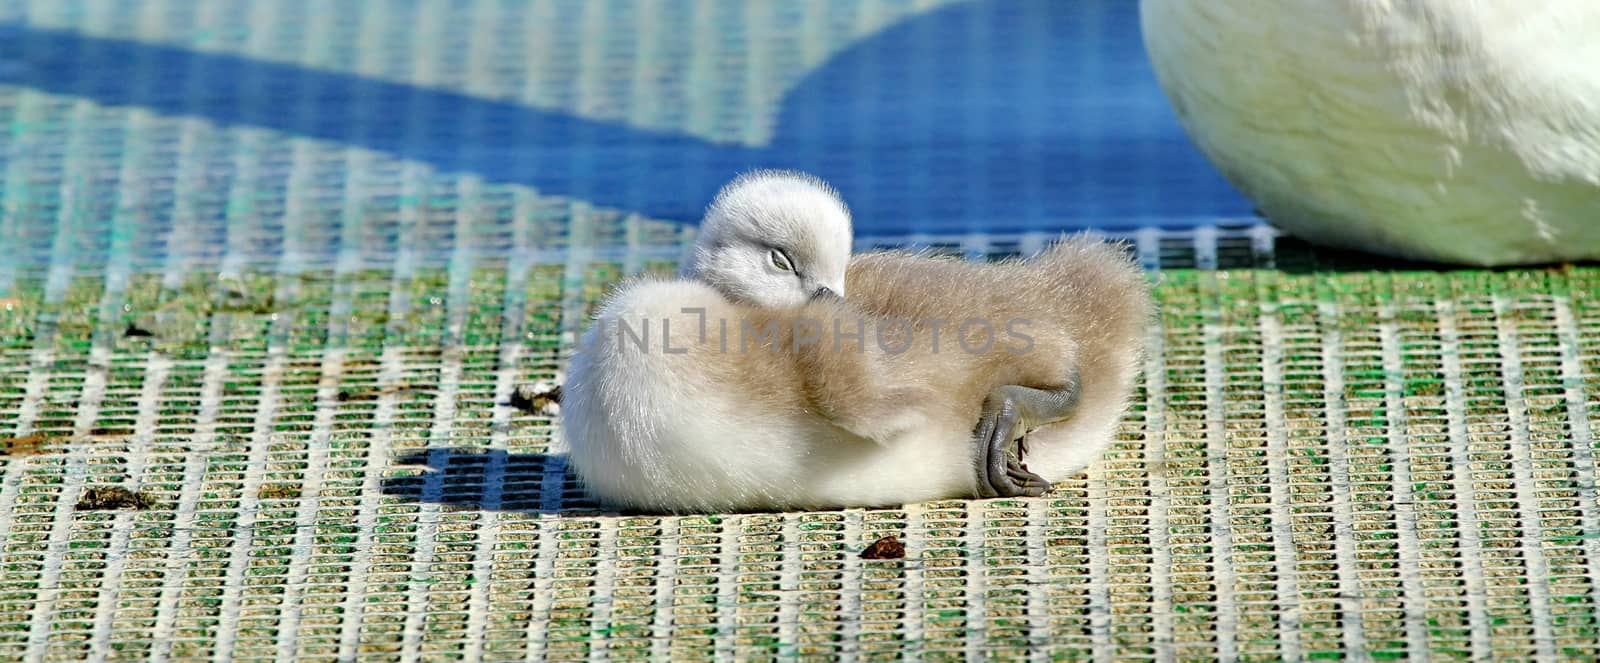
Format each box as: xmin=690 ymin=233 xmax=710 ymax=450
xmin=379 ymin=447 xmax=735 ymax=516
xmin=381 ymin=448 xmax=614 ymax=514
xmin=380 ymin=447 xmax=865 ymax=517
xmin=0 ymin=0 xmax=1248 ymax=237
xmin=1270 ymin=236 xmax=1594 ymax=275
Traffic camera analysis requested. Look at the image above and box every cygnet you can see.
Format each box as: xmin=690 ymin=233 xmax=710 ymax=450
xmin=560 ymin=171 xmax=1154 ymax=512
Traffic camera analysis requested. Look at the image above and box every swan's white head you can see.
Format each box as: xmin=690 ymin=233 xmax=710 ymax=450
xmin=681 ymin=170 xmax=853 ymax=308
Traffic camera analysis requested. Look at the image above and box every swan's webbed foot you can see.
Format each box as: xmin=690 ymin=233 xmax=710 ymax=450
xmin=973 ymin=372 xmax=1082 ymax=499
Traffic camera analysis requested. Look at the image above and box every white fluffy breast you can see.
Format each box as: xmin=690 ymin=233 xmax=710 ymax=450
xmin=562 ymin=280 xmax=782 ymax=511
xmin=560 ymin=279 xmax=978 ymax=513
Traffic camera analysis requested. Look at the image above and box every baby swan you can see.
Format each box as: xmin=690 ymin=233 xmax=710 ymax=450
xmin=561 ymin=171 xmax=1153 ymax=513
xmin=562 ymin=170 xmax=865 ymax=512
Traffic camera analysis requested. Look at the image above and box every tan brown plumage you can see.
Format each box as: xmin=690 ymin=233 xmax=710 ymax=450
xmin=835 ymin=234 xmax=1156 ymax=481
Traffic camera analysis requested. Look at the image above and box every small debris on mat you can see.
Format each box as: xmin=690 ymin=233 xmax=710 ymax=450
xmin=76 ymin=486 xmax=158 ymax=511
xmin=257 ymin=483 xmax=303 ymax=500
xmin=861 ymin=535 xmax=906 ymax=560
xmin=335 ymin=383 xmax=422 ymax=403
xmin=88 ymin=427 xmax=131 ymax=437
xmin=123 ymin=323 xmax=155 ymax=338
xmin=1 ymin=433 xmax=53 ymax=457
xmin=217 ymin=278 xmax=277 ymax=314
xmin=511 ymin=380 xmax=562 ymax=416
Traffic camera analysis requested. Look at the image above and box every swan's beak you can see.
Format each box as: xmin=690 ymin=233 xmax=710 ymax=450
xmin=810 ymin=286 xmax=841 ymax=302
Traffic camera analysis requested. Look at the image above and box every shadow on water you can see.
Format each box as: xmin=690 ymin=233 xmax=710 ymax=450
xmin=0 ymin=0 xmax=1249 ymax=237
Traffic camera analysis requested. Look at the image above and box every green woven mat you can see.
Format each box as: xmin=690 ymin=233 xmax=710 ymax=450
xmin=2 ymin=236 xmax=1599 ymax=660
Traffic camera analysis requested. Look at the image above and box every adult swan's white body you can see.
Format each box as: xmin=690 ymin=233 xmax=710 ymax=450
xmin=1140 ymin=0 xmax=1600 ymax=266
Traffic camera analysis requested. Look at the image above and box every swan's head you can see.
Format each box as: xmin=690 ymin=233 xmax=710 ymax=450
xmin=681 ymin=170 xmax=852 ymax=308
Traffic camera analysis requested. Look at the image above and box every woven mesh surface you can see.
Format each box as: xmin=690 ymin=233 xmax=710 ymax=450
xmin=2 ymin=1 xmax=1600 ymax=661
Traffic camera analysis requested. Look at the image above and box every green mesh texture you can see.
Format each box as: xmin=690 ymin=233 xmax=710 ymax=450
xmin=3 ymin=236 xmax=1599 ymax=660
xmin=2 ymin=1 xmax=1599 ymax=661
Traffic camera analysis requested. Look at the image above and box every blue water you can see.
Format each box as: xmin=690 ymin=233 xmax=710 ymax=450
xmin=0 ymin=0 xmax=1249 ymax=251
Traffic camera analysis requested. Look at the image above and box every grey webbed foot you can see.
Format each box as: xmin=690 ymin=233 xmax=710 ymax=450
xmin=973 ymin=370 xmax=1083 ymax=499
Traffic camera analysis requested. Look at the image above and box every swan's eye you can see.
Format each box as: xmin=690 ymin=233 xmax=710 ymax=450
xmin=769 ymin=249 xmax=794 ymax=272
